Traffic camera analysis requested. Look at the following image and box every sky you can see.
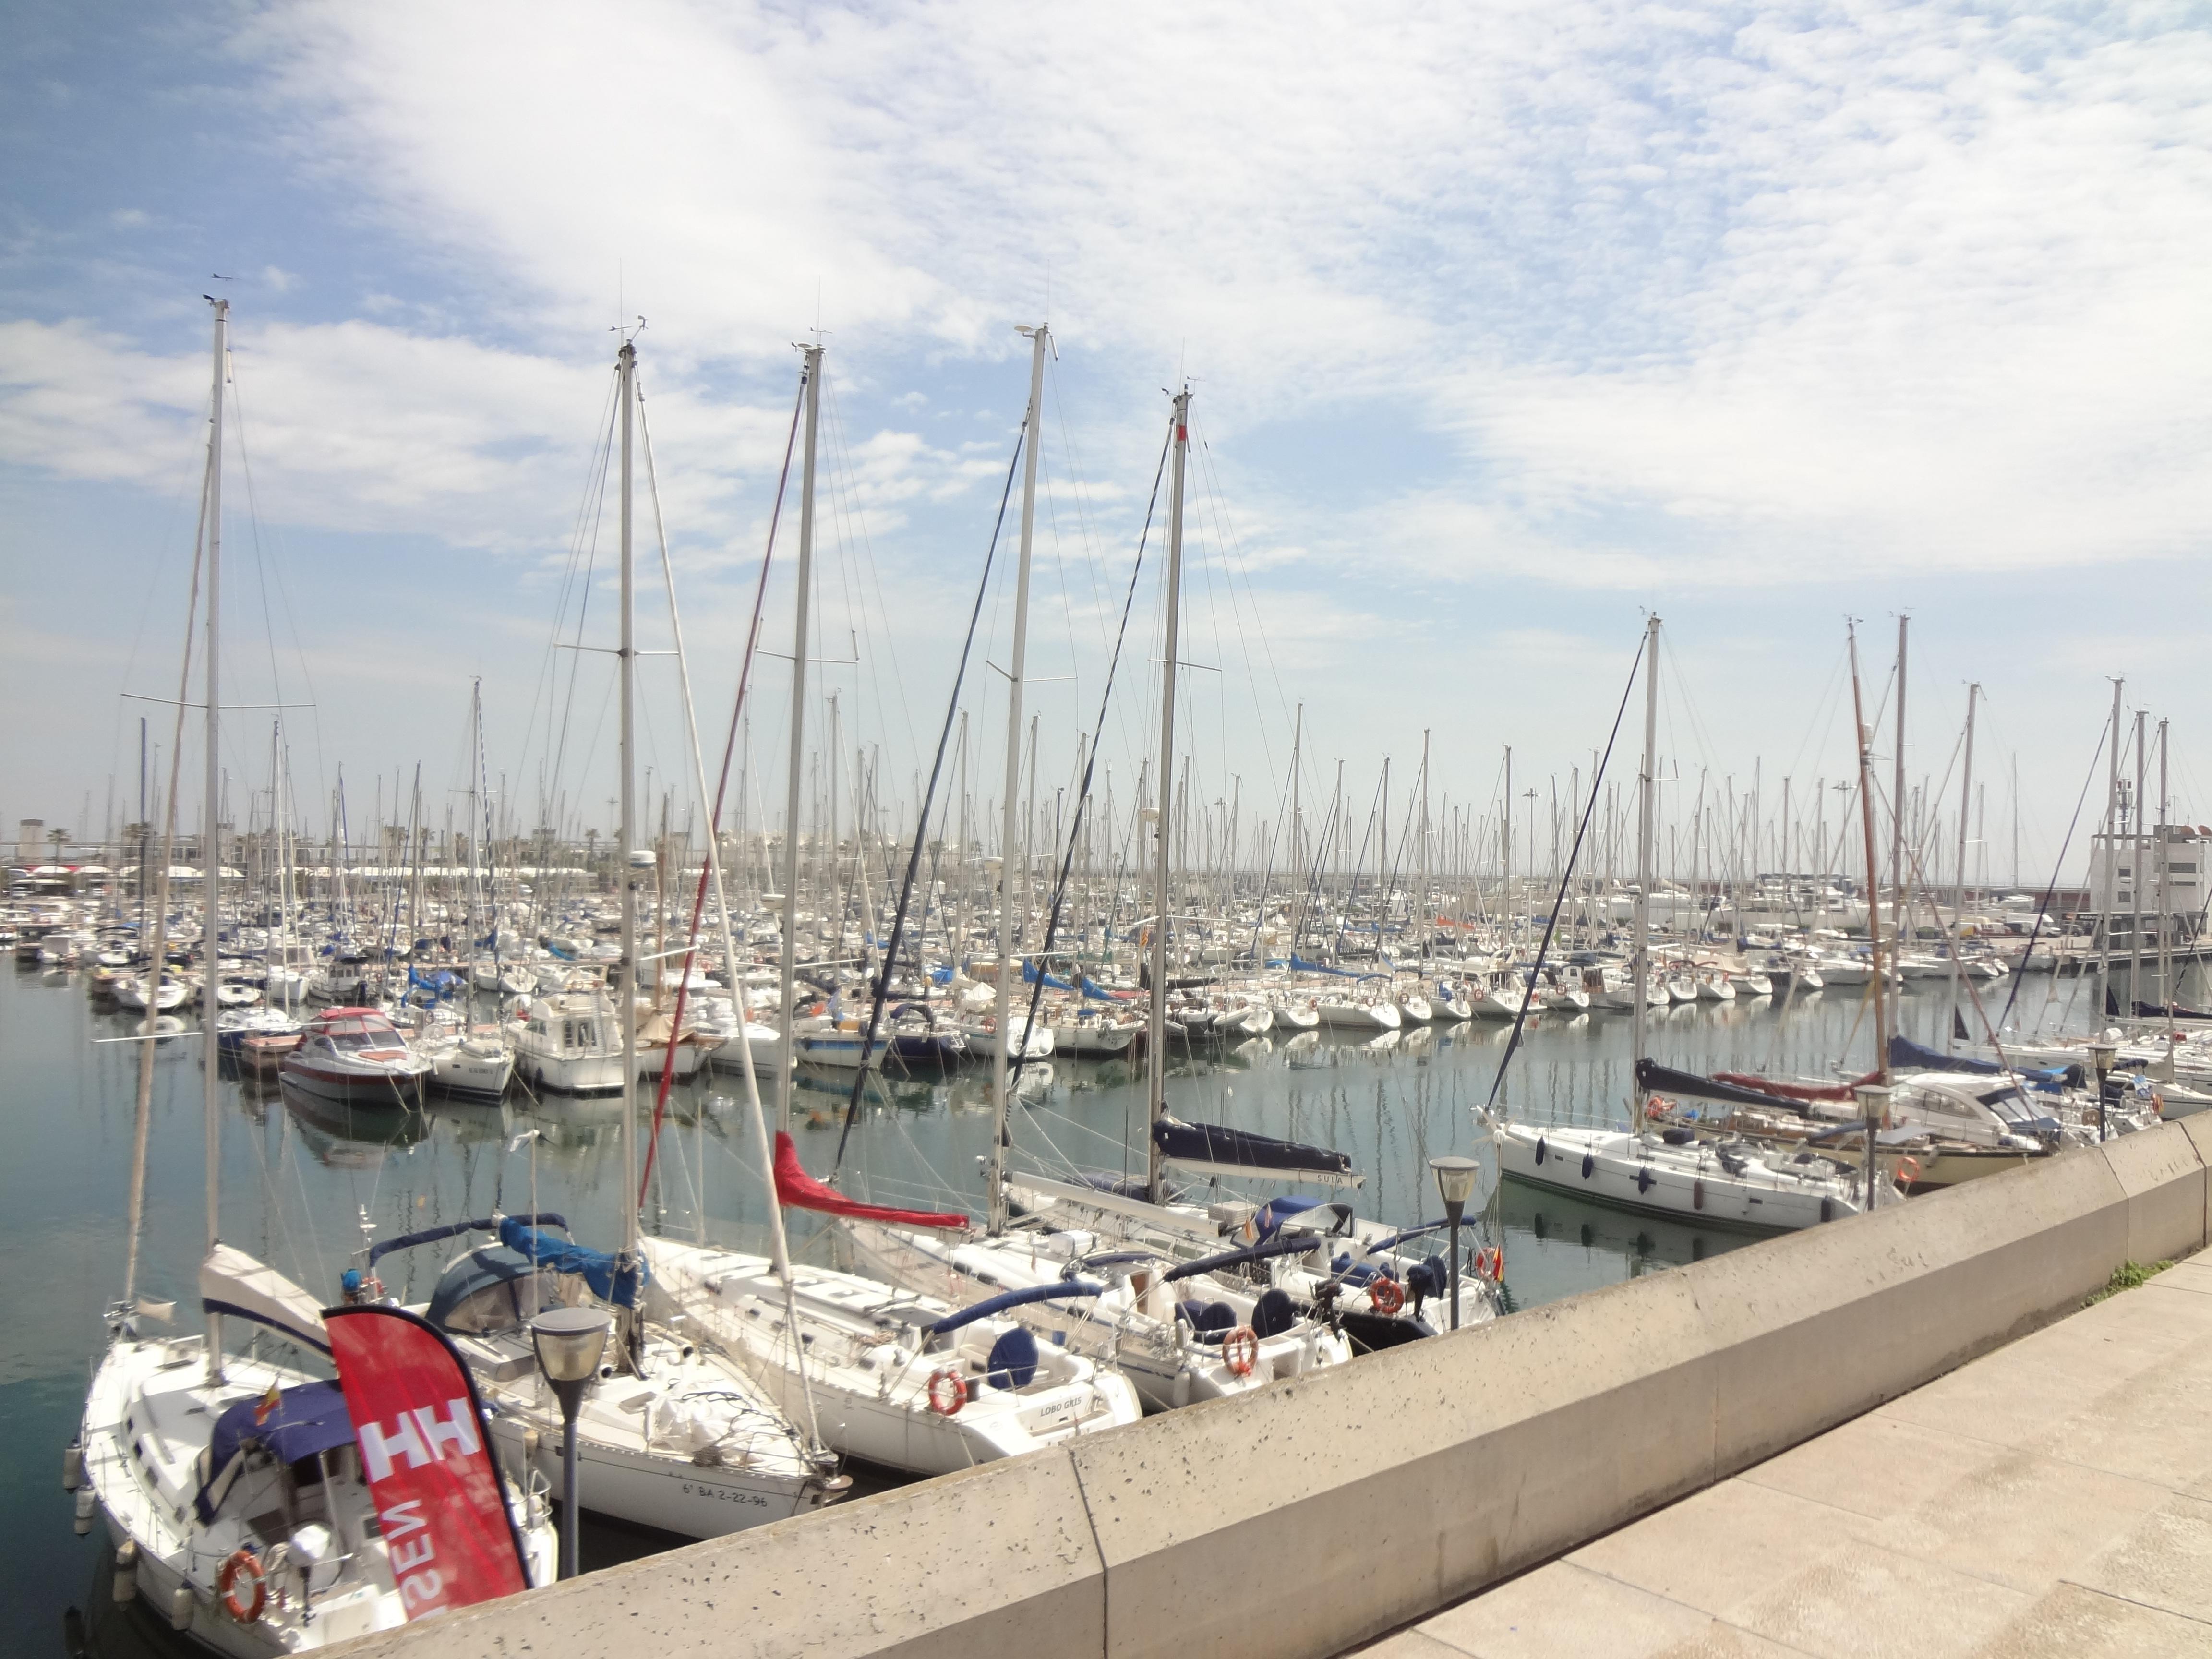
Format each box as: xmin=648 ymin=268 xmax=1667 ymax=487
xmin=4 ymin=0 xmax=2211 ymax=887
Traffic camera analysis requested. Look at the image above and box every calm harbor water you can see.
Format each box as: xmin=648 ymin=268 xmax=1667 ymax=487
xmin=2 ymin=958 xmax=2100 ymax=1653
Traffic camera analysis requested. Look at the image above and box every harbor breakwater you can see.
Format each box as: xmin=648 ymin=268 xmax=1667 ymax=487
xmin=333 ymin=1117 xmax=2212 ymax=1659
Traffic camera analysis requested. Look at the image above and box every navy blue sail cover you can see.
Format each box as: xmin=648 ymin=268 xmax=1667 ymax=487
xmin=498 ymin=1216 xmax=646 ymax=1307
xmin=1151 ymin=1115 xmax=1356 ymax=1182
xmin=196 ymin=1381 xmax=354 ymax=1521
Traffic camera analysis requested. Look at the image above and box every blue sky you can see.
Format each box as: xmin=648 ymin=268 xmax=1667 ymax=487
xmin=6 ymin=1 xmax=2211 ymax=884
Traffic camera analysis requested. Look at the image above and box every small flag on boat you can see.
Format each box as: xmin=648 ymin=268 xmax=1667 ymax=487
xmin=252 ymin=1378 xmax=283 ymax=1425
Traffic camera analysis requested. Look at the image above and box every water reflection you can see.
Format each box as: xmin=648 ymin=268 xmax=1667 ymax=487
xmin=17 ymin=961 xmax=2127 ymax=1655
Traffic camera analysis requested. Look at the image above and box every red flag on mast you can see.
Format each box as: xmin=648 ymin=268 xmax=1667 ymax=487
xmin=324 ymin=1305 xmax=533 ymax=1618
xmin=773 ymin=1131 xmax=971 ymax=1231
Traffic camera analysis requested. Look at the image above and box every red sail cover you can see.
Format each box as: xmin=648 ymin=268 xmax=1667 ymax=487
xmin=324 ymin=1305 xmax=531 ymax=1618
xmin=773 ymin=1130 xmax=970 ymax=1231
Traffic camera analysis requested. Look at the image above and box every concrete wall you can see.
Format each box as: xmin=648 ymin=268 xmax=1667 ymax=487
xmin=331 ymin=1121 xmax=2212 ymax=1659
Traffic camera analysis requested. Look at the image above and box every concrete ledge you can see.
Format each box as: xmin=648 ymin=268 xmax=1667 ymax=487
xmin=330 ymin=1449 xmax=1106 ymax=1659
xmin=331 ymin=1123 xmax=2211 ymax=1659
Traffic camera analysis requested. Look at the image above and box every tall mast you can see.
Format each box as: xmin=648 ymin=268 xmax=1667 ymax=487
xmin=1946 ymin=684 xmax=1977 ymax=1053
xmin=1629 ymin=616 xmax=1658 ymax=1126
xmin=203 ymin=296 xmax=228 ymax=1385
xmin=988 ymin=323 xmax=1048 ymax=1235
xmin=1418 ymin=730 xmax=1431 ymax=957
xmin=1889 ymin=616 xmax=1908 ymax=987
xmin=615 ymin=337 xmax=644 ymax=1325
xmin=2130 ymin=711 xmax=2147 ymax=1011
xmin=774 ymin=346 xmax=824 ymax=1137
xmin=1501 ymin=745 xmax=1512 ymax=947
xmin=2158 ymin=719 xmax=2173 ymax=1020
xmin=1145 ymin=390 xmax=1190 ymax=1204
xmin=1847 ymin=622 xmax=1888 ymax=1087
xmin=2096 ymin=679 xmax=2122 ymax=1027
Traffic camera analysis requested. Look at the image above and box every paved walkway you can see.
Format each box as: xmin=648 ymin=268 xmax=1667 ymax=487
xmin=1360 ymin=1255 xmax=2212 ymax=1659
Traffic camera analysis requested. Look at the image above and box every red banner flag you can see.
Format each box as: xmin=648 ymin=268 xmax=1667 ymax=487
xmin=324 ymin=1305 xmax=532 ymax=1618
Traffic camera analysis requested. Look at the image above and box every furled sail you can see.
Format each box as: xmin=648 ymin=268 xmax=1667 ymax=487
xmin=773 ymin=1131 xmax=971 ymax=1230
xmin=1151 ymin=1114 xmax=1363 ymax=1187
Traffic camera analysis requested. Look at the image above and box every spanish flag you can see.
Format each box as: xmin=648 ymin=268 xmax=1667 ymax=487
xmin=252 ymin=1378 xmax=283 ymax=1425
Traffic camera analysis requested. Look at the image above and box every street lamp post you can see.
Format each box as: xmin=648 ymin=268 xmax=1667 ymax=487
xmin=1854 ymin=1082 xmax=1893 ymax=1208
xmin=2089 ymin=1039 xmax=2118 ymax=1143
xmin=1429 ymin=1155 xmax=1480 ymax=1332
xmin=530 ymin=1306 xmax=612 ymax=1581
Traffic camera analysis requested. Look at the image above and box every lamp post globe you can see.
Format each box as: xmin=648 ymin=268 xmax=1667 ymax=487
xmin=1429 ymin=1155 xmax=1480 ymax=1332
xmin=2088 ymin=1040 xmax=2119 ymax=1142
xmin=531 ymin=1307 xmax=611 ymax=1580
xmin=1853 ymin=1083 xmax=1894 ymax=1208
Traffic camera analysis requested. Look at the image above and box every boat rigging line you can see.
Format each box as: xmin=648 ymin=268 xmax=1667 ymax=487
xmin=1480 ymin=626 xmax=1647 ymax=1119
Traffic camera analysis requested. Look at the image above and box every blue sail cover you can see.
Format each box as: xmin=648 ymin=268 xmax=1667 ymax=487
xmin=1288 ymin=954 xmax=1361 ymax=979
xmin=1152 ymin=1114 xmax=1360 ymax=1186
xmin=925 ymin=1280 xmax=1106 ymax=1336
xmin=497 ymin=1216 xmax=646 ymax=1307
xmin=197 ymin=1381 xmax=354 ymax=1521
xmin=1889 ymin=1033 xmax=2003 ymax=1075
xmin=1020 ymin=961 xmax=1076 ymax=992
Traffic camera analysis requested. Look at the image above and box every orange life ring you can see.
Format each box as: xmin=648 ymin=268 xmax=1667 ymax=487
xmin=1369 ymin=1276 xmax=1406 ymax=1315
xmin=925 ymin=1368 xmax=964 ymax=1416
xmin=1895 ymin=1156 xmax=1922 ymax=1189
xmin=1222 ymin=1325 xmax=1260 ymax=1377
xmin=218 ymin=1547 xmax=266 ymax=1623
xmin=1646 ymin=1095 xmax=1667 ymax=1119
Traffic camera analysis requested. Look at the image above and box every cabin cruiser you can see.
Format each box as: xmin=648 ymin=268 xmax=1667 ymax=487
xmin=278 ymin=1007 xmax=431 ymax=1107
xmin=511 ymin=989 xmax=625 ymax=1094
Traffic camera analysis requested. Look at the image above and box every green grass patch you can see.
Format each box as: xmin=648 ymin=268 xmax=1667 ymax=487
xmin=2086 ymin=1259 xmax=2174 ymax=1306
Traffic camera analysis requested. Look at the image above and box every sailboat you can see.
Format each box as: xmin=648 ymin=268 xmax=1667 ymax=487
xmin=621 ymin=334 xmax=1140 ymax=1471
xmin=74 ymin=299 xmax=555 ymax=1656
xmin=356 ymin=335 xmax=843 ymax=1540
xmin=1491 ymin=618 xmax=1886 ymax=1229
xmin=842 ymin=373 xmax=1416 ymax=1393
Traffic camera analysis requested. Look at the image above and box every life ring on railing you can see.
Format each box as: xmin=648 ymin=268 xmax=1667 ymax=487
xmin=1369 ymin=1276 xmax=1406 ymax=1315
xmin=1646 ymin=1095 xmax=1667 ymax=1119
xmin=218 ymin=1548 xmax=266 ymax=1623
xmin=1894 ymin=1156 xmax=1922 ymax=1190
xmin=1474 ymin=1247 xmax=1503 ymax=1282
xmin=1222 ymin=1326 xmax=1260 ymax=1377
xmin=925 ymin=1368 xmax=964 ymax=1416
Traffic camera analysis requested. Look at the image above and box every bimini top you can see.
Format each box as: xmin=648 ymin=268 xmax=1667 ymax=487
xmin=427 ymin=1245 xmax=563 ymax=1335
xmin=196 ymin=1380 xmax=353 ymax=1522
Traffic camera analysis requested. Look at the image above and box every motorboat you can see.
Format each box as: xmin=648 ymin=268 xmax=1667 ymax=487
xmin=277 ymin=1007 xmax=431 ymax=1107
xmin=511 ymin=989 xmax=625 ymax=1094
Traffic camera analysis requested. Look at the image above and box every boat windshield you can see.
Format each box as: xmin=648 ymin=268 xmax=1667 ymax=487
xmin=321 ymin=1019 xmax=399 ymax=1050
xmin=1977 ymin=1087 xmax=2045 ymax=1127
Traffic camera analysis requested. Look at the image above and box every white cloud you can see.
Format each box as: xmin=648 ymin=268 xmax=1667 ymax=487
xmin=225 ymin=0 xmax=2212 ymax=586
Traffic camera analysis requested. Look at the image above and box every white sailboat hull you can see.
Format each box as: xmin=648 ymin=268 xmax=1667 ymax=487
xmin=1493 ymin=1122 xmax=1869 ymax=1230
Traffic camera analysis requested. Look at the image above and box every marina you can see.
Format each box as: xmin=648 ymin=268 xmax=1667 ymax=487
xmin=7 ymin=316 xmax=2204 ymax=1653
xmin=4 ymin=879 xmax=2190 ymax=1653
xmin=9 ymin=7 xmax=2212 ymax=1655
